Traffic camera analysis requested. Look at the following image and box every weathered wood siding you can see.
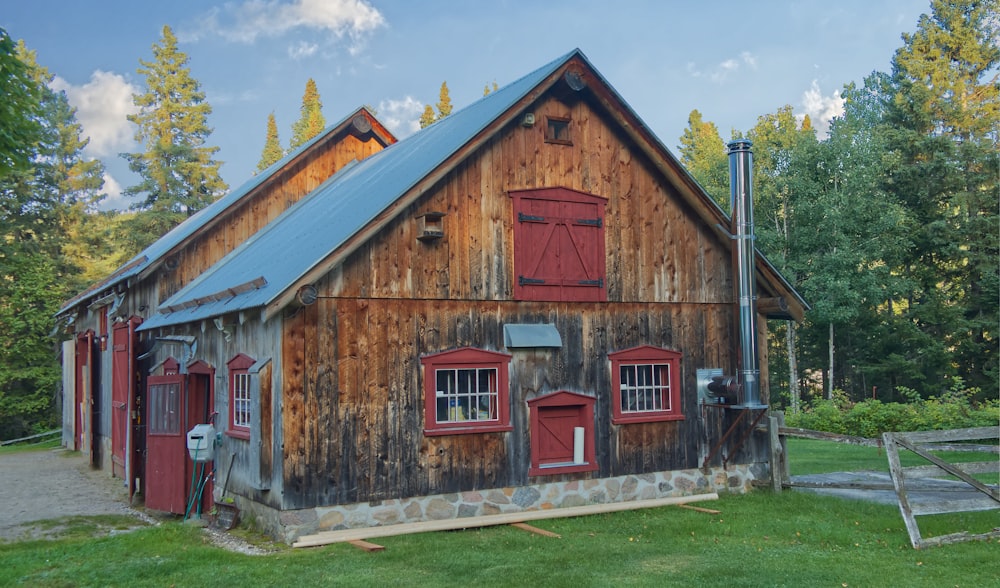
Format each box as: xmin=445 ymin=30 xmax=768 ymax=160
xmin=160 ymin=131 xmax=389 ymax=303
xmin=282 ymin=298 xmax=735 ymax=507
xmin=279 ymin=92 xmax=761 ymax=508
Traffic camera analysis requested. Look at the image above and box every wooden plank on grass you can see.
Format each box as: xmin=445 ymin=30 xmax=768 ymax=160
xmin=293 ymin=493 xmax=719 ymax=548
xmin=676 ymin=504 xmax=722 ymax=514
xmin=348 ymin=540 xmax=385 ymax=552
xmin=510 ymin=522 xmax=561 ymax=538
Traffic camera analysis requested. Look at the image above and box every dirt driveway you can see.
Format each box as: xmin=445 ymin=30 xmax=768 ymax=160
xmin=0 ymin=448 xmax=140 ymax=541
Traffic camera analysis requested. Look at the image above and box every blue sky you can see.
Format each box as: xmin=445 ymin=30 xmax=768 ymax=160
xmin=3 ymin=0 xmax=930 ymax=210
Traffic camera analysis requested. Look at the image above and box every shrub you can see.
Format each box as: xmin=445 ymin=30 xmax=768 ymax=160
xmin=784 ymin=384 xmax=998 ymax=437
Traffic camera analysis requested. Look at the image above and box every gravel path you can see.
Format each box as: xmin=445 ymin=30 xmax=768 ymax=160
xmin=0 ymin=448 xmax=273 ymax=554
xmin=0 ymin=448 xmax=137 ymax=541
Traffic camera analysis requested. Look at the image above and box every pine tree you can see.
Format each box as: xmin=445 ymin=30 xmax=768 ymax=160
xmin=256 ymin=112 xmax=283 ymax=173
xmin=290 ymin=78 xmax=325 ymax=150
xmin=419 ymin=104 xmax=436 ymax=129
xmin=677 ymin=110 xmax=730 ymax=208
xmin=435 ymin=81 xmax=452 ymax=119
xmin=121 ymin=25 xmax=226 ymax=255
xmin=0 ymin=27 xmax=42 ymax=179
xmin=883 ymin=0 xmax=1000 ymax=395
xmin=0 ymin=41 xmax=106 ymax=437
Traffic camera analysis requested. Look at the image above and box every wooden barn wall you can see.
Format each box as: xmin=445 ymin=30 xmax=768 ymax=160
xmin=159 ymin=133 xmax=386 ymax=303
xmin=277 ymin=92 xmax=769 ymax=509
xmin=141 ymin=313 xmax=285 ymax=509
xmin=281 ymin=298 xmax=737 ymax=508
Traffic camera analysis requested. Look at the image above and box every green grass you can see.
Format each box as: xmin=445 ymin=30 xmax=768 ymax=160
xmin=1 ymin=441 xmax=997 ymax=587
xmin=0 ymin=437 xmax=61 ymax=455
xmin=786 ymin=437 xmax=998 ymax=476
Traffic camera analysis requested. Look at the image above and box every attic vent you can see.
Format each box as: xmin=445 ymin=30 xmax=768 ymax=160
xmin=352 ymin=114 xmax=372 ymax=134
xmin=164 ymin=255 xmax=180 ymax=271
xmin=564 ymin=70 xmax=586 ymax=91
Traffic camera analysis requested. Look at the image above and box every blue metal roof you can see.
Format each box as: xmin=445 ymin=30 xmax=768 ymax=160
xmin=58 ymin=107 xmax=383 ymax=316
xmin=138 ymin=50 xmax=581 ymax=331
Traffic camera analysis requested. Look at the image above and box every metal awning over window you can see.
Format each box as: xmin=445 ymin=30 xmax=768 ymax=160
xmin=503 ymin=324 xmax=562 ymax=348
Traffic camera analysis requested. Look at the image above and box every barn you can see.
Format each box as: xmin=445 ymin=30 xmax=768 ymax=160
xmin=57 ymin=49 xmax=806 ymax=542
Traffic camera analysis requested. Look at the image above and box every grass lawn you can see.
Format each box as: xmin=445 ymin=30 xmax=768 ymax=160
xmin=1 ymin=441 xmax=997 ymax=587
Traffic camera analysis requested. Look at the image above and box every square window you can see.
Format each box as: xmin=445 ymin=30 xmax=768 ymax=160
xmin=545 ymin=116 xmax=572 ymax=144
xmin=422 ymin=347 xmax=512 ymax=436
xmin=609 ymin=346 xmax=684 ymax=424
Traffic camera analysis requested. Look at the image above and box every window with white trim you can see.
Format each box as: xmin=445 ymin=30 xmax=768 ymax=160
xmin=227 ymin=353 xmax=256 ymax=439
xmin=609 ymin=346 xmax=683 ymax=424
xmin=422 ymin=347 xmax=512 ymax=436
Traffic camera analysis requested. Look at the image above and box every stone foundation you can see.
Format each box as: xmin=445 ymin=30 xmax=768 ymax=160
xmin=237 ymin=465 xmax=757 ymax=544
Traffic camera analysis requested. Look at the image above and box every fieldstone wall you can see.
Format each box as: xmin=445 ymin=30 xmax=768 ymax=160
xmin=236 ymin=464 xmax=757 ymax=544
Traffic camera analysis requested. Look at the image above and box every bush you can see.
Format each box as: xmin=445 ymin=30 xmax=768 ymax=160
xmin=785 ymin=384 xmax=999 ymax=437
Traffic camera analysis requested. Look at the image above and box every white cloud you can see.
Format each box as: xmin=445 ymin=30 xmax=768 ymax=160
xmin=799 ymin=80 xmax=844 ymax=137
xmin=188 ymin=0 xmax=385 ymax=53
xmin=288 ymin=40 xmax=318 ymax=59
xmin=377 ymin=96 xmax=423 ymax=138
xmin=97 ymin=172 xmax=128 ymax=211
xmin=50 ymin=71 xmax=138 ymax=157
xmin=692 ymin=52 xmax=760 ymax=84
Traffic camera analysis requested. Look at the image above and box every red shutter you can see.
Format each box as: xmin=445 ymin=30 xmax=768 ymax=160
xmin=512 ymin=188 xmax=606 ymax=302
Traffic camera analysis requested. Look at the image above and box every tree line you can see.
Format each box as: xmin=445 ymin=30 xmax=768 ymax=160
xmin=679 ymin=0 xmax=998 ymax=411
xmin=0 ymin=1 xmax=996 ymax=438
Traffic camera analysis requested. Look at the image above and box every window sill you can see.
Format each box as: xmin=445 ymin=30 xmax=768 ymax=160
xmin=612 ymin=414 xmax=685 ymax=425
xmin=225 ymin=428 xmax=250 ymax=441
xmin=424 ymin=423 xmax=513 ymax=437
xmin=529 ymin=461 xmax=598 ymax=477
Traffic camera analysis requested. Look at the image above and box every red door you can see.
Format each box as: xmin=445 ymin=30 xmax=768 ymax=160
xmin=185 ymin=363 xmax=215 ymax=515
xmin=111 ymin=317 xmax=142 ymax=499
xmin=145 ymin=373 xmax=187 ymax=514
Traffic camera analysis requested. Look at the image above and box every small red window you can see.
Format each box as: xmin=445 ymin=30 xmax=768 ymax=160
xmin=226 ymin=353 xmax=256 ymax=439
xmin=528 ymin=391 xmax=597 ymax=476
xmin=609 ymin=346 xmax=683 ymax=424
xmin=421 ymin=347 xmax=512 ymax=436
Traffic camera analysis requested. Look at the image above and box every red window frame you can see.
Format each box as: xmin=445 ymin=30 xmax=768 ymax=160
xmin=226 ymin=353 xmax=256 ymax=440
xmin=609 ymin=345 xmax=683 ymax=424
xmin=527 ymin=390 xmax=597 ymax=476
xmin=509 ymin=187 xmax=607 ymax=302
xmin=421 ymin=347 xmax=513 ymax=436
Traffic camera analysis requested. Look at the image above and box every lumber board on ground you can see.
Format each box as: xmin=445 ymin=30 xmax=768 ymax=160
xmin=293 ymin=493 xmax=718 ymax=548
xmin=348 ymin=540 xmax=385 ymax=552
xmin=675 ymin=504 xmax=722 ymax=514
xmin=510 ymin=522 xmax=561 ymax=538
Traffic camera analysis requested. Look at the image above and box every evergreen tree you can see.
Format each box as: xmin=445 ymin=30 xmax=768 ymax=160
xmin=0 ymin=27 xmax=42 ymax=179
xmin=436 ymin=81 xmax=452 ymax=119
xmin=121 ymin=25 xmax=227 ymax=256
xmin=419 ymin=104 xmax=436 ymax=129
xmin=0 ymin=41 xmax=106 ymax=438
xmin=256 ymin=112 xmax=283 ymax=173
xmin=883 ymin=0 xmax=999 ymax=395
xmin=289 ymin=78 xmax=325 ymax=150
xmin=677 ymin=109 xmax=730 ymax=208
